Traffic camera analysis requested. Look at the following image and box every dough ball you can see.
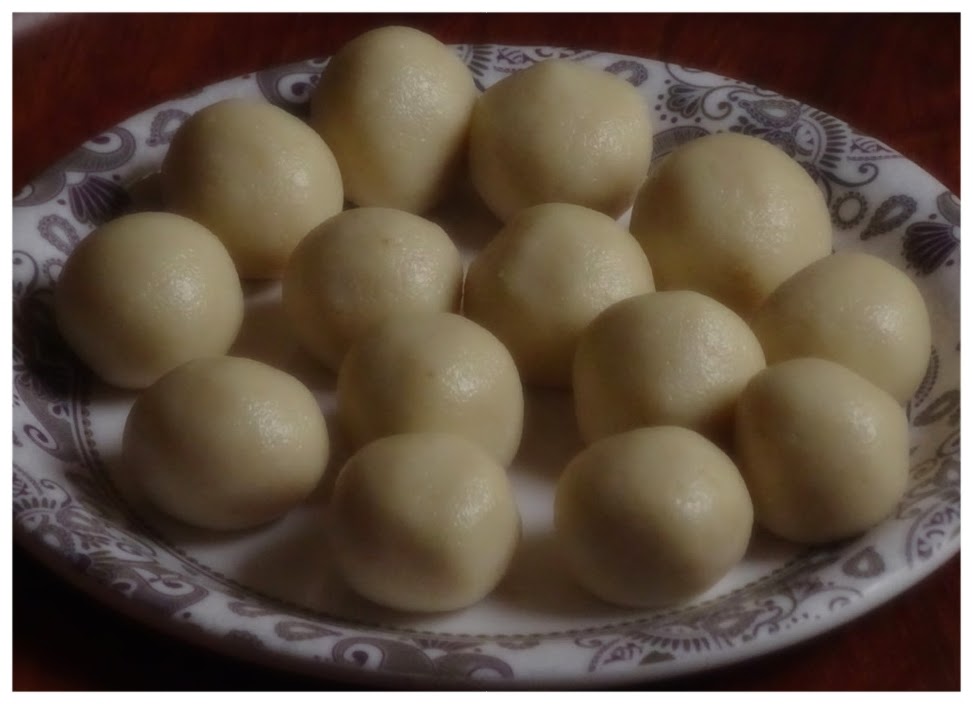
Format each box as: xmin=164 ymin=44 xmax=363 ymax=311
xmin=555 ymin=426 xmax=753 ymax=608
xmin=337 ymin=312 xmax=524 ymax=466
xmin=161 ymin=98 xmax=344 ymax=278
xmin=749 ymin=252 xmax=932 ymax=403
xmin=735 ymin=357 xmax=909 ymax=544
xmin=54 ymin=212 xmax=244 ymax=390
xmin=282 ymin=207 xmax=463 ymax=372
xmin=328 ymin=432 xmax=520 ymax=612
xmin=629 ymin=132 xmax=832 ymax=316
xmin=309 ymin=26 xmax=476 ymax=213
xmin=574 ymin=290 xmax=765 ymax=444
xmin=469 ymin=59 xmax=653 ymax=222
xmin=122 ymin=356 xmax=329 ymax=531
xmin=464 ymin=202 xmax=654 ymax=387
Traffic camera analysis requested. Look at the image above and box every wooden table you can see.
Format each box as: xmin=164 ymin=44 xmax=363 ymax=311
xmin=12 ymin=13 xmax=959 ymax=691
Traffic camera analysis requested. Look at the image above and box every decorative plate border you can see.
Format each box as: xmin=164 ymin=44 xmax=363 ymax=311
xmin=12 ymin=45 xmax=960 ymax=688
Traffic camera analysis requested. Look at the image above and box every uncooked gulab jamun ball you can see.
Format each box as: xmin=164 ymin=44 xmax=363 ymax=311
xmin=555 ymin=426 xmax=753 ymax=608
xmin=328 ymin=432 xmax=520 ymax=612
xmin=282 ymin=207 xmax=463 ymax=372
xmin=122 ymin=356 xmax=329 ymax=531
xmin=161 ymin=98 xmax=344 ymax=278
xmin=749 ymin=252 xmax=932 ymax=403
xmin=735 ymin=357 xmax=910 ymax=544
xmin=469 ymin=59 xmax=653 ymax=222
xmin=337 ymin=312 xmax=524 ymax=466
xmin=464 ymin=202 xmax=654 ymax=387
xmin=629 ymin=132 xmax=832 ymax=317
xmin=573 ymin=290 xmax=766 ymax=444
xmin=309 ymin=26 xmax=477 ymax=213
xmin=54 ymin=211 xmax=244 ymax=390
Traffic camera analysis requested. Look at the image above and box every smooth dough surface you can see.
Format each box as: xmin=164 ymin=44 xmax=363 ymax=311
xmin=555 ymin=426 xmax=753 ymax=608
xmin=161 ymin=98 xmax=344 ymax=278
xmin=464 ymin=203 xmax=654 ymax=387
xmin=282 ymin=207 xmax=463 ymax=372
xmin=573 ymin=290 xmax=765 ymax=444
xmin=629 ymin=132 xmax=832 ymax=316
xmin=122 ymin=356 xmax=329 ymax=531
xmin=469 ymin=59 xmax=653 ymax=222
xmin=328 ymin=433 xmax=520 ymax=612
xmin=309 ymin=26 xmax=477 ymax=213
xmin=337 ymin=312 xmax=524 ymax=465
xmin=54 ymin=212 xmax=244 ymax=389
xmin=749 ymin=252 xmax=931 ymax=403
xmin=735 ymin=357 xmax=909 ymax=544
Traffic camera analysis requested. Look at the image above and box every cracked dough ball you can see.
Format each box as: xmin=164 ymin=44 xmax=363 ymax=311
xmin=629 ymin=132 xmax=832 ymax=316
xmin=469 ymin=59 xmax=653 ymax=222
xmin=555 ymin=426 xmax=753 ymax=608
xmin=310 ymin=26 xmax=477 ymax=213
xmin=54 ymin=212 xmax=244 ymax=389
xmin=749 ymin=252 xmax=932 ymax=403
xmin=328 ymin=433 xmax=520 ymax=612
xmin=122 ymin=356 xmax=329 ymax=531
xmin=574 ymin=290 xmax=765 ymax=444
xmin=161 ymin=98 xmax=343 ymax=278
xmin=282 ymin=207 xmax=463 ymax=372
xmin=337 ymin=312 xmax=524 ymax=466
xmin=735 ymin=357 xmax=909 ymax=544
xmin=465 ymin=203 xmax=654 ymax=387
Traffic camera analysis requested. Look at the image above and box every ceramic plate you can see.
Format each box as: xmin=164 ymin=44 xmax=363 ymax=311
xmin=12 ymin=45 xmax=960 ymax=688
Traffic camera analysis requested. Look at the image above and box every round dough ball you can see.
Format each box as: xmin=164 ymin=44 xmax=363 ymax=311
xmin=735 ymin=357 xmax=909 ymax=544
xmin=555 ymin=426 xmax=753 ymax=608
xmin=465 ymin=202 xmax=654 ymax=387
xmin=337 ymin=312 xmax=524 ymax=465
xmin=161 ymin=98 xmax=344 ymax=278
xmin=629 ymin=132 xmax=832 ymax=316
xmin=749 ymin=252 xmax=931 ymax=403
xmin=328 ymin=432 xmax=520 ymax=612
xmin=469 ymin=59 xmax=653 ymax=222
xmin=282 ymin=207 xmax=463 ymax=372
xmin=54 ymin=212 xmax=244 ymax=390
xmin=574 ymin=290 xmax=765 ymax=444
xmin=309 ymin=26 xmax=476 ymax=213
xmin=122 ymin=356 xmax=329 ymax=531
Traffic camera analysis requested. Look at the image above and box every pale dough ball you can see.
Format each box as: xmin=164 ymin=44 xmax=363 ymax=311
xmin=469 ymin=59 xmax=653 ymax=222
xmin=629 ymin=132 xmax=832 ymax=316
xmin=309 ymin=26 xmax=476 ymax=213
xmin=465 ymin=202 xmax=654 ymax=387
xmin=328 ymin=433 xmax=520 ymax=612
xmin=749 ymin=252 xmax=932 ymax=403
xmin=735 ymin=357 xmax=910 ymax=544
xmin=161 ymin=98 xmax=344 ymax=278
xmin=337 ymin=312 xmax=524 ymax=465
xmin=555 ymin=426 xmax=753 ymax=608
xmin=54 ymin=212 xmax=244 ymax=390
xmin=574 ymin=291 xmax=765 ymax=444
xmin=122 ymin=356 xmax=329 ymax=531
xmin=282 ymin=207 xmax=463 ymax=372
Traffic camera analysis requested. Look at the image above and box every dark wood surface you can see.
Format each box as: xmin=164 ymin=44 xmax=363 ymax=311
xmin=12 ymin=13 xmax=959 ymax=691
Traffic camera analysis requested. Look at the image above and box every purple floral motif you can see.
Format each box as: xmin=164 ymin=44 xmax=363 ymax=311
xmin=257 ymin=58 xmax=328 ymax=116
xmin=903 ymin=192 xmax=960 ymax=275
xmin=147 ymin=108 xmax=190 ymax=147
xmin=604 ymin=59 xmax=649 ymax=87
xmin=731 ymin=98 xmax=811 ymax=158
xmin=67 ymin=174 xmax=131 ymax=225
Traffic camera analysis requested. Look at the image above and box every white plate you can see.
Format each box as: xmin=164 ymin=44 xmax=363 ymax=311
xmin=12 ymin=45 xmax=960 ymax=688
